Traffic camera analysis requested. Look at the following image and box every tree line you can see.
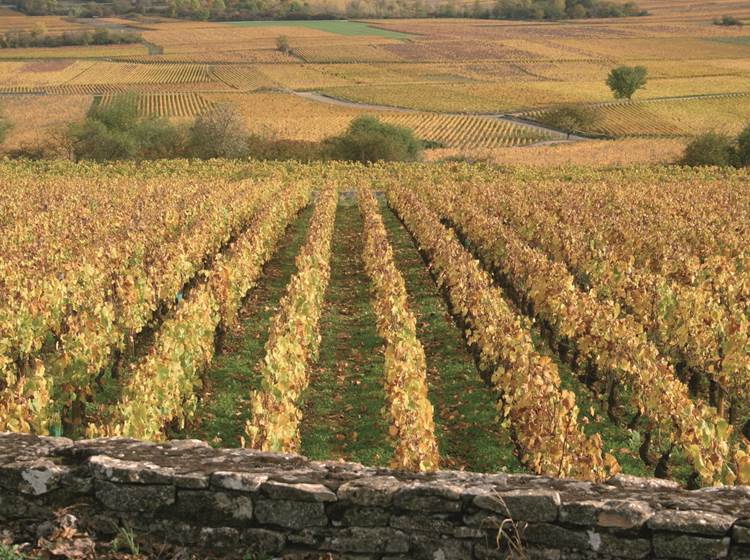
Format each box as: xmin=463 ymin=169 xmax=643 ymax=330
xmin=0 ymin=25 xmax=141 ymax=48
xmin=0 ymin=94 xmax=424 ymax=163
xmin=13 ymin=0 xmax=646 ymax=21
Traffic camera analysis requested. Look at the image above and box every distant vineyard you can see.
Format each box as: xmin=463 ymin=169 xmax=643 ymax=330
xmin=382 ymin=112 xmax=551 ymax=148
xmin=293 ymin=44 xmax=404 ymax=63
xmin=98 ymin=92 xmax=214 ymax=117
xmin=2 ymin=161 xmax=749 ymax=486
xmin=211 ymin=65 xmax=276 ymax=90
xmin=525 ymin=93 xmax=750 ymax=137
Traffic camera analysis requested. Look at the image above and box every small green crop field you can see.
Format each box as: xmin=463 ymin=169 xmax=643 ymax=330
xmin=224 ymin=19 xmax=413 ymax=39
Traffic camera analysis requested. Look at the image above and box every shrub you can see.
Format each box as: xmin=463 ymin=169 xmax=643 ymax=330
xmin=606 ymin=65 xmax=648 ymax=99
xmin=714 ymin=15 xmax=743 ymax=26
xmin=325 ymin=116 xmax=422 ymax=163
xmin=537 ymin=105 xmax=596 ymax=134
xmin=736 ymin=123 xmax=750 ymax=167
xmin=0 ymin=113 xmax=10 ymax=146
xmin=68 ymin=94 xmax=186 ymax=161
xmin=680 ymin=132 xmax=735 ymax=167
xmin=188 ymin=103 xmax=249 ymax=159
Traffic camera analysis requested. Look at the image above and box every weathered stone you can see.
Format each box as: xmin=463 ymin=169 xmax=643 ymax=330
xmin=463 ymin=511 xmax=506 ymax=529
xmin=648 ymin=510 xmax=735 ymax=536
xmin=210 ymin=471 xmax=267 ymax=492
xmin=734 ymin=524 xmax=750 ymax=544
xmin=241 ymin=528 xmax=285 ymax=555
xmin=474 ymin=489 xmax=561 ymax=522
xmin=410 ymin=534 xmax=473 ymax=560
xmin=89 ymin=456 xmax=174 ymax=484
xmin=198 ymin=526 xmax=240 ymax=549
xmin=523 ymin=523 xmax=591 ymax=550
xmin=323 ymin=528 xmax=410 ymax=553
xmin=393 ymin=482 xmax=462 ymax=512
xmin=607 ymin=474 xmax=680 ymax=490
xmin=0 ymin=460 xmax=68 ymax=496
xmin=342 ymin=507 xmax=391 ymax=527
xmin=452 ymin=526 xmax=484 ymax=539
xmin=596 ymin=500 xmax=653 ymax=530
xmin=390 ymin=513 xmax=455 ymax=533
xmin=337 ymin=476 xmax=401 ymax=507
xmin=175 ymin=490 xmax=253 ymax=524
xmin=261 ymin=480 xmax=337 ymax=502
xmin=731 ymin=545 xmax=750 ymax=560
xmin=474 ymin=543 xmax=533 ymax=560
xmin=0 ymin=490 xmax=53 ymax=518
xmin=94 ymin=480 xmax=174 ymax=512
xmin=173 ymin=472 xmax=210 ymax=489
xmin=595 ymin=532 xmax=651 ymax=559
xmin=254 ymin=499 xmax=327 ymax=529
xmin=653 ymin=533 xmax=730 ymax=560
xmin=559 ymin=500 xmax=603 ymax=526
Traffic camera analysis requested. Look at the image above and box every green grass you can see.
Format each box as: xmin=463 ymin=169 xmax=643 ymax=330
xmin=184 ymin=206 xmax=313 ymax=447
xmin=224 ymin=19 xmax=412 ymax=39
xmin=712 ymin=36 xmax=750 ymax=46
xmin=381 ymin=199 xmax=522 ymax=473
xmin=300 ymin=198 xmax=393 ymax=466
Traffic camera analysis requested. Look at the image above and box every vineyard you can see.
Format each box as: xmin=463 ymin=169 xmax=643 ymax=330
xmin=2 ymin=160 xmax=750 ymax=487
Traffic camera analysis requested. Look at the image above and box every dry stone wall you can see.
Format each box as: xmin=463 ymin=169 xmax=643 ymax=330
xmin=1 ymin=433 xmax=750 ymax=559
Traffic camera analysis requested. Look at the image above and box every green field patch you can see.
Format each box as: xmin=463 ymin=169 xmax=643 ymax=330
xmin=224 ymin=19 xmax=412 ymax=39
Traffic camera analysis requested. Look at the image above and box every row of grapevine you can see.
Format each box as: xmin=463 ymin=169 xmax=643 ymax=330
xmin=87 ymin=181 xmax=311 ymax=439
xmin=99 ymin=92 xmax=215 ymax=118
xmin=357 ymin=188 xmax=439 ymax=472
xmin=0 ymin=171 xmax=282 ymax=434
xmin=465 ymin=181 xmax=750 ymax=418
xmin=386 ymin=183 xmax=611 ymax=481
xmin=245 ymin=188 xmax=338 ymax=453
xmin=413 ymin=178 xmax=741 ymax=485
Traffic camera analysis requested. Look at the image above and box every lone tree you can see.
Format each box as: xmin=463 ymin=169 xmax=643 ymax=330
xmin=189 ymin=103 xmax=249 ymax=159
xmin=276 ymin=35 xmax=290 ymax=54
xmin=606 ymin=65 xmax=647 ymax=99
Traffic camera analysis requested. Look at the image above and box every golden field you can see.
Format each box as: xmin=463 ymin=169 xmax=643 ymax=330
xmin=0 ymin=1 xmax=748 ymax=162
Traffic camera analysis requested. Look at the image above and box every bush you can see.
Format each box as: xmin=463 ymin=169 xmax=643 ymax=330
xmin=606 ymin=65 xmax=648 ymax=99
xmin=68 ymin=94 xmax=186 ymax=161
xmin=537 ymin=105 xmax=596 ymax=134
xmin=0 ymin=113 xmax=10 ymax=146
xmin=736 ymin=123 xmax=750 ymax=167
xmin=714 ymin=15 xmax=743 ymax=26
xmin=680 ymin=132 xmax=736 ymax=167
xmin=188 ymin=103 xmax=249 ymax=159
xmin=325 ymin=116 xmax=422 ymax=163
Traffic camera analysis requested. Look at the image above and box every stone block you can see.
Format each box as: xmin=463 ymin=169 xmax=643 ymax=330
xmin=653 ymin=533 xmax=730 ymax=560
xmin=89 ymin=456 xmax=174 ymax=485
xmin=597 ymin=532 xmax=651 ymax=559
xmin=523 ymin=523 xmax=591 ymax=550
xmin=323 ymin=527 xmax=410 ymax=553
xmin=175 ymin=490 xmax=253 ymax=524
xmin=241 ymin=528 xmax=285 ymax=555
xmin=254 ymin=499 xmax=327 ymax=529
xmin=210 ymin=471 xmax=267 ymax=492
xmin=648 ymin=510 xmax=735 ymax=536
xmin=393 ymin=481 xmax=463 ymax=512
xmin=338 ymin=476 xmax=401 ymax=507
xmin=94 ymin=480 xmax=174 ymax=512
xmin=475 ymin=489 xmax=560 ymax=522
xmin=596 ymin=500 xmax=653 ymax=530
xmin=261 ymin=480 xmax=337 ymax=502
xmin=410 ymin=534 xmax=473 ymax=560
